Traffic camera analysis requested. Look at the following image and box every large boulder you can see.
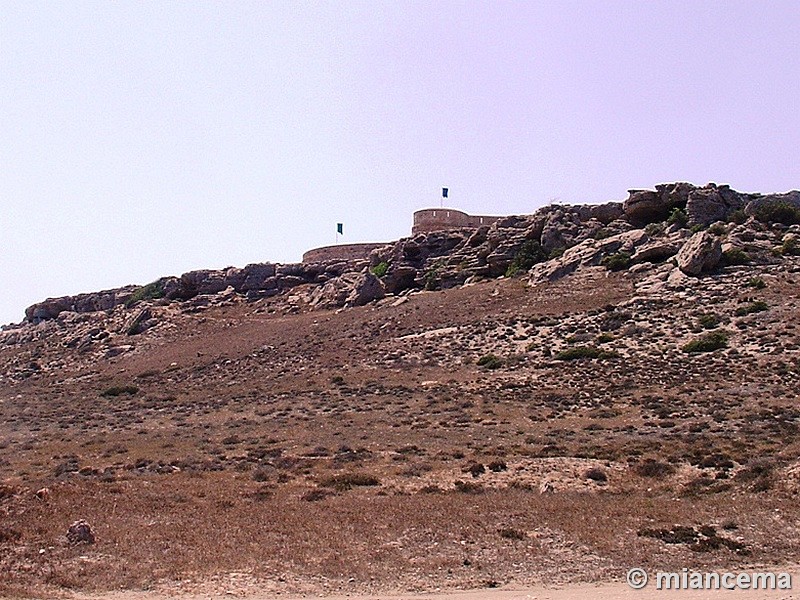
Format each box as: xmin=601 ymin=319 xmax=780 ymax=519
xmin=310 ymin=271 xmax=385 ymax=309
xmin=685 ymin=185 xmax=748 ymax=226
xmin=676 ymin=231 xmax=722 ymax=276
xmin=180 ymin=269 xmax=227 ymax=296
xmin=590 ymin=202 xmax=625 ymax=224
xmin=623 ymin=183 xmax=695 ymax=226
xmin=347 ymin=272 xmax=385 ymax=306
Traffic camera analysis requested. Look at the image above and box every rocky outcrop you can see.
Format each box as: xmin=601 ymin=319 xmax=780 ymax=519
xmin=18 ymin=182 xmax=800 ymax=325
xmin=685 ymin=185 xmax=750 ymax=226
xmin=528 ymin=229 xmax=649 ymax=284
xmin=24 ymin=260 xmax=369 ymax=323
xmin=310 ymin=271 xmax=385 ymax=309
xmin=25 ymin=287 xmax=139 ymax=323
xmin=677 ymin=232 xmax=722 ymax=276
xmin=623 ymin=183 xmax=694 ymax=226
xmin=744 ymin=191 xmax=800 ymax=219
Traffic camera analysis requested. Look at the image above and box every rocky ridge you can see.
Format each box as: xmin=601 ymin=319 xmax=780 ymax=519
xmin=9 ymin=182 xmax=800 ymax=330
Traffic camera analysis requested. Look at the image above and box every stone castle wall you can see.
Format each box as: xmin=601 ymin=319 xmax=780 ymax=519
xmin=411 ymin=208 xmax=500 ymax=234
xmin=301 ymin=209 xmax=501 ymax=264
xmin=302 ymin=243 xmax=385 ymax=264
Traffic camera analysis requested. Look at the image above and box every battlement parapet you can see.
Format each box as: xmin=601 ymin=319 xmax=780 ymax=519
xmin=412 ymin=208 xmax=500 ymax=234
xmin=302 ymin=243 xmax=385 ymax=264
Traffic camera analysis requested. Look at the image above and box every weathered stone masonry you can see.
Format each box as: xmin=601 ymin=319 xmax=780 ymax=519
xmin=412 ymin=208 xmax=501 ymax=234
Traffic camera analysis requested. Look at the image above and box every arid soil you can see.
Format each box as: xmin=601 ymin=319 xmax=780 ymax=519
xmin=68 ymin=577 xmax=800 ymax=600
xmin=1 ymin=249 xmax=800 ymax=598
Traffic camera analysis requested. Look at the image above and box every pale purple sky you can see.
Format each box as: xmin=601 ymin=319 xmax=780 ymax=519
xmin=1 ymin=1 xmax=799 ymax=324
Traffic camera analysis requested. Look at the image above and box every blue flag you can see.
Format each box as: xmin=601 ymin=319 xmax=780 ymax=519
xmin=337 ymin=223 xmax=343 ymax=235
xmin=442 ymin=187 xmax=448 ymax=198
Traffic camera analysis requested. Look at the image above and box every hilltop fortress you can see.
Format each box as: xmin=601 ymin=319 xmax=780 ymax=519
xmin=13 ymin=182 xmax=800 ymax=326
xmin=302 ymin=208 xmax=500 ymax=263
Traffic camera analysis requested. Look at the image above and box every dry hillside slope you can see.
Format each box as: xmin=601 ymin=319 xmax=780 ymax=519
xmin=1 ymin=183 xmax=800 ymax=598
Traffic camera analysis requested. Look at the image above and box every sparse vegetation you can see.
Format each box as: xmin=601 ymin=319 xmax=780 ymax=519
xmin=728 ymin=209 xmax=747 ymax=224
xmin=708 ymin=222 xmax=728 ymax=236
xmin=735 ymin=301 xmax=768 ymax=317
xmin=591 ymin=228 xmax=613 ymax=240
xmin=638 ymin=525 xmax=748 ymax=554
xmin=754 ymin=201 xmax=800 ymax=225
xmin=370 ymin=261 xmax=389 ymax=277
xmin=477 ymin=353 xmax=503 ymax=369
xmin=423 ymin=261 xmax=443 ymax=290
xmin=697 ymin=313 xmax=720 ymax=330
xmin=125 ymin=280 xmax=165 ymax=308
xmin=667 ymin=207 xmax=688 ymax=227
xmin=6 ymin=182 xmax=800 ymax=597
xmin=601 ymin=251 xmax=632 ymax=272
xmin=633 ymin=459 xmax=675 ymax=478
xmin=555 ymin=346 xmax=618 ymax=361
xmin=505 ymin=240 xmax=547 ymax=277
xmin=100 ymin=385 xmax=139 ymax=397
xmin=779 ymin=236 xmax=800 ymax=256
xmin=498 ymin=527 xmax=526 ymax=540
xmin=318 ymin=473 xmax=380 ymax=491
xmin=584 ymin=467 xmax=608 ymax=482
xmin=721 ymin=248 xmax=750 ymax=266
xmin=682 ymin=331 xmax=728 ymax=353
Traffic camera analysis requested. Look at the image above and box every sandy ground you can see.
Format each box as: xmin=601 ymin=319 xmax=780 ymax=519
xmin=65 ymin=577 xmax=800 ymax=600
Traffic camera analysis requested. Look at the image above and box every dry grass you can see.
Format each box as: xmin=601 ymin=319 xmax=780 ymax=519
xmin=1 ymin=266 xmax=799 ymax=595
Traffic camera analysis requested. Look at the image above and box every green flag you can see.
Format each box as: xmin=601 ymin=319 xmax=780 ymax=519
xmin=337 ymin=223 xmax=343 ymax=235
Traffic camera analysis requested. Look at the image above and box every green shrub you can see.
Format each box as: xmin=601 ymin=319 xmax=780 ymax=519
xmin=505 ymin=241 xmax=547 ymax=277
xmin=584 ymin=467 xmax=608 ymax=482
xmin=721 ymin=248 xmax=750 ymax=266
xmin=370 ymin=261 xmax=389 ymax=277
xmin=602 ymin=251 xmax=632 ymax=272
xmin=423 ymin=261 xmax=443 ymax=291
xmin=668 ymin=208 xmax=688 ymax=227
xmin=754 ymin=201 xmax=800 ymax=226
xmin=596 ymin=333 xmax=614 ymax=344
xmin=728 ymin=209 xmax=747 ymax=225
xmin=645 ymin=222 xmax=666 ymax=236
xmin=125 ymin=280 xmax=165 ymax=308
xmin=735 ymin=301 xmax=768 ymax=317
xmin=100 ymin=385 xmax=139 ymax=397
xmin=682 ymin=331 xmax=729 ymax=353
xmin=747 ymin=277 xmax=766 ymax=289
xmin=591 ymin=228 xmax=613 ymax=240
xmin=548 ymin=246 xmax=566 ymax=259
xmin=555 ymin=346 xmax=618 ymax=361
xmin=318 ymin=473 xmax=380 ymax=491
xmin=690 ymin=223 xmax=705 ymax=234
xmin=477 ymin=354 xmax=503 ymax=369
xmin=498 ymin=527 xmax=526 ymax=540
xmin=633 ymin=459 xmax=676 ymax=478
xmin=708 ymin=222 xmax=728 ymax=236
xmin=780 ymin=237 xmax=800 ymax=256
xmin=697 ymin=313 xmax=720 ymax=330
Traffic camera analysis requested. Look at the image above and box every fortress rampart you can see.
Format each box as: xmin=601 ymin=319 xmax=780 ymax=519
xmin=302 ymin=243 xmax=385 ymax=264
xmin=411 ymin=208 xmax=500 ymax=234
xmin=302 ymin=209 xmax=502 ymax=263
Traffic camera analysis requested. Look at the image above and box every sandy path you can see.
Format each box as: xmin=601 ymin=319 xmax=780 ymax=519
xmin=69 ymin=578 xmax=799 ymax=600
